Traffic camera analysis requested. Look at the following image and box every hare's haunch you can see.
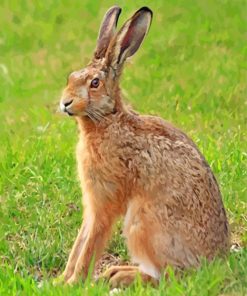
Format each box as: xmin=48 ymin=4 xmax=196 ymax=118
xmin=58 ymin=6 xmax=229 ymax=287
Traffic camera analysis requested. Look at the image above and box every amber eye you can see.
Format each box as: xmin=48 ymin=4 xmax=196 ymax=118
xmin=90 ymin=78 xmax=100 ymax=88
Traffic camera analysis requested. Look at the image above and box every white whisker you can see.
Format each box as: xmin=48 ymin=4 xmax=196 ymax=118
xmin=86 ymin=110 xmax=98 ymax=125
xmin=86 ymin=107 xmax=113 ymax=125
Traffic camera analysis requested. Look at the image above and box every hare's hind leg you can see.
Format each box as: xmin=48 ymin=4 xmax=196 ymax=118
xmin=124 ymin=197 xmax=201 ymax=274
xmin=101 ymin=199 xmax=163 ymax=287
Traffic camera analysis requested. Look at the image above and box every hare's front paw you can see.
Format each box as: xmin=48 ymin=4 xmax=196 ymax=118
xmin=66 ymin=273 xmax=79 ymax=285
xmin=52 ymin=274 xmax=65 ymax=286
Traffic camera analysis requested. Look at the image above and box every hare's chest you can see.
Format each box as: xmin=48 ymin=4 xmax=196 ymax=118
xmin=76 ymin=138 xmax=124 ymax=199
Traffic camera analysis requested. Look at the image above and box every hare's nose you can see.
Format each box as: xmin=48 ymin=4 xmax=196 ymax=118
xmin=64 ymin=99 xmax=73 ymax=107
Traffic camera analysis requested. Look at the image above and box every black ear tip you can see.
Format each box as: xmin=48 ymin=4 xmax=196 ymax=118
xmin=112 ymin=5 xmax=121 ymax=9
xmin=106 ymin=5 xmax=122 ymax=17
xmin=117 ymin=6 xmax=122 ymax=17
xmin=138 ymin=6 xmax=153 ymax=17
xmin=104 ymin=5 xmax=122 ymax=26
xmin=112 ymin=5 xmax=122 ymax=13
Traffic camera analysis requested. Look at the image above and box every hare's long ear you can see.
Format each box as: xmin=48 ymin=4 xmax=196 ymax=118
xmin=94 ymin=6 xmax=122 ymax=59
xmin=106 ymin=7 xmax=152 ymax=76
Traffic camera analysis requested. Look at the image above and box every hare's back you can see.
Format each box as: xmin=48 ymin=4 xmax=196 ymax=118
xmin=135 ymin=114 xmax=221 ymax=200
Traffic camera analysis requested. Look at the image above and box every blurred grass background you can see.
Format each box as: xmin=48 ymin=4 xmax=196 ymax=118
xmin=0 ymin=0 xmax=246 ymax=295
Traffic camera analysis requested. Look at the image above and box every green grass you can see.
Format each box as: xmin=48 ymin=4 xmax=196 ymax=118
xmin=0 ymin=0 xmax=246 ymax=295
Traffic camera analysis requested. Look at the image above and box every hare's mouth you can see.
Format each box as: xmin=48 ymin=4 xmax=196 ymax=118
xmin=65 ymin=109 xmax=74 ymax=116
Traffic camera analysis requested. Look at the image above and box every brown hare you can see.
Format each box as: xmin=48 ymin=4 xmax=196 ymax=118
xmin=57 ymin=6 xmax=230 ymax=287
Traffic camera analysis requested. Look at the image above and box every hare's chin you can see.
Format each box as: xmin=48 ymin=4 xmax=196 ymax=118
xmin=67 ymin=109 xmax=87 ymax=117
xmin=66 ymin=110 xmax=74 ymax=116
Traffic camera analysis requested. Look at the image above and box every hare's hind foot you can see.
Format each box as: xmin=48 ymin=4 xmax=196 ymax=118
xmin=101 ymin=265 xmax=159 ymax=288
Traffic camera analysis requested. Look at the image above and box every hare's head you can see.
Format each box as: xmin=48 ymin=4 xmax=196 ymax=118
xmin=60 ymin=6 xmax=152 ymax=119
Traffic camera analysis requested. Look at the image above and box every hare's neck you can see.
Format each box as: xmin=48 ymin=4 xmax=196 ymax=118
xmin=76 ymin=116 xmax=100 ymax=135
xmin=113 ymin=86 xmax=125 ymax=112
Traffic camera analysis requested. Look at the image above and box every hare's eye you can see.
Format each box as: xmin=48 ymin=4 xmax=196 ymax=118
xmin=90 ymin=78 xmax=100 ymax=88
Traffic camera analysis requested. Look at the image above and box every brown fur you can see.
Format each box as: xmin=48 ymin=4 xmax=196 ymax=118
xmin=57 ymin=6 xmax=230 ymax=287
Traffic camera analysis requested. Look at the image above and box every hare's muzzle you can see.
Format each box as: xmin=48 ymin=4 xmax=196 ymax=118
xmin=59 ymin=68 xmax=93 ymax=116
xmin=60 ymin=88 xmax=89 ymax=117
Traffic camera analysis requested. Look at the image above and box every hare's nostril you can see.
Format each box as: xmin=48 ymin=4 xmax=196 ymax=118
xmin=64 ymin=100 xmax=73 ymax=107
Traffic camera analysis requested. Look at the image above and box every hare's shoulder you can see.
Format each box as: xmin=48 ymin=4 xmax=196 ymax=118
xmin=123 ymin=113 xmax=192 ymax=145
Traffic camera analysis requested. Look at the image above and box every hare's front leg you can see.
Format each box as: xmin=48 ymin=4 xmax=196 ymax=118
xmin=66 ymin=206 xmax=115 ymax=285
xmin=53 ymin=213 xmax=89 ymax=286
xmin=62 ymin=219 xmax=89 ymax=281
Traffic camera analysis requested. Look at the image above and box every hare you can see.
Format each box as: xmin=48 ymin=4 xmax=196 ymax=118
xmin=58 ymin=6 xmax=230 ymax=287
